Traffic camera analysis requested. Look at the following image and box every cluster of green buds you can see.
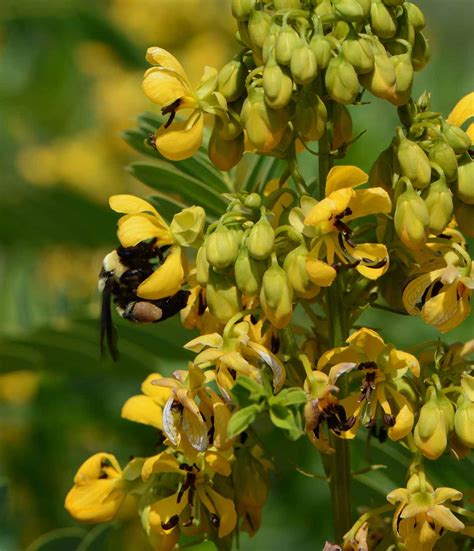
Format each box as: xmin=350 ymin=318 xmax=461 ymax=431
xmin=216 ymin=0 xmax=430 ymax=161
xmin=370 ymin=92 xmax=473 ymax=250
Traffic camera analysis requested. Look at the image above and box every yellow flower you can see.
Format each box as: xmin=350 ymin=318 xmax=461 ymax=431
xmin=403 ymin=248 xmax=474 ymax=333
xmin=142 ymin=451 xmax=237 ymax=540
xmin=109 ymin=194 xmax=187 ymax=300
xmin=447 ymin=91 xmax=474 ymax=142
xmin=317 ymin=328 xmax=420 ymax=441
xmin=143 ymin=47 xmax=227 ymax=161
xmin=65 ymin=453 xmax=127 ymax=523
xmin=294 ymin=166 xmax=391 ymax=280
xmin=388 ymin=474 xmax=465 ymax=551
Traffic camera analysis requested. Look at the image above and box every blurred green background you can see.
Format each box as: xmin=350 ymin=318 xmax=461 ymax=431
xmin=0 ymin=1 xmax=473 ymax=550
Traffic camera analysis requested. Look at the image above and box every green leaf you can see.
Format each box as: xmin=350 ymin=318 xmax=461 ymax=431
xmin=25 ymin=528 xmax=86 ymax=551
xmin=270 ymin=388 xmax=307 ymax=407
xmin=269 ymin=404 xmax=304 ymax=441
xmin=230 ymin=376 xmax=267 ymax=407
xmin=128 ymin=161 xmax=227 ymax=217
xmin=227 ymin=404 xmax=262 ymax=438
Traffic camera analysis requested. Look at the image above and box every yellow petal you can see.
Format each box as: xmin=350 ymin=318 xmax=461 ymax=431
xmin=142 ymin=452 xmax=181 ymax=481
xmin=182 ymin=407 xmax=208 ymax=452
xmin=73 ymin=453 xmax=121 ymax=484
xmin=150 ymin=491 xmax=188 ymax=528
xmin=205 ymin=451 xmax=232 ymax=476
xmin=205 ymin=487 xmax=237 ymax=538
xmin=212 ymin=401 xmax=233 ymax=450
xmin=402 ymin=269 xmax=444 ymax=316
xmin=121 ymin=395 xmax=163 ymax=429
xmin=429 ymin=505 xmax=465 ymax=532
xmin=437 ymin=289 xmax=471 ymax=333
xmin=184 ymin=333 xmax=223 ymax=352
xmin=117 ymin=213 xmax=173 ymax=248
xmin=65 ymin=480 xmax=125 ymax=523
xmin=347 ymin=188 xmax=392 ymax=219
xmin=304 ymin=188 xmax=353 ymax=227
xmin=346 ymin=327 xmax=386 ymax=359
xmin=109 ymin=194 xmax=157 ymax=215
xmin=155 ymin=112 xmax=204 ymax=161
xmin=348 ymin=242 xmax=389 ymax=280
xmin=388 ymin=348 xmax=420 ymax=377
xmin=143 ymin=67 xmax=195 ymax=108
xmin=141 ymin=373 xmax=172 ymax=404
xmin=421 ymin=284 xmax=459 ymax=330
xmin=145 ymin=47 xmax=188 ymax=81
xmin=388 ymin=392 xmax=414 ymax=441
xmin=325 ymin=165 xmax=368 ymax=195
xmin=137 ymin=246 xmax=185 ymax=300
xmin=447 ymin=92 xmax=474 ymax=127
xmin=305 ymin=258 xmax=338 ymax=286
xmin=433 ymin=487 xmax=463 ymax=505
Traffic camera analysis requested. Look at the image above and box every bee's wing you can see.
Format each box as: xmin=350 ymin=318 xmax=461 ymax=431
xmin=100 ymin=277 xmax=119 ymax=361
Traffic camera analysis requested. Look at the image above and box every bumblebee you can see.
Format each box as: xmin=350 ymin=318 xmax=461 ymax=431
xmin=99 ymin=239 xmax=189 ymax=360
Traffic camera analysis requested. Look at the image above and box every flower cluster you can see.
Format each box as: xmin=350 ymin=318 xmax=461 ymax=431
xmin=65 ymin=1 xmax=474 ymax=549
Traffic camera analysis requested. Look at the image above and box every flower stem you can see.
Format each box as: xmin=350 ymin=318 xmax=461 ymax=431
xmin=318 ymin=126 xmax=353 ymax=543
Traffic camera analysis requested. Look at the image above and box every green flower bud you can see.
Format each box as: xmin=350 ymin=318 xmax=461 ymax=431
xmin=412 ymin=31 xmax=430 ymax=71
xmin=218 ymin=60 xmax=246 ymax=102
xmin=294 ymin=92 xmax=327 ymax=141
xmin=170 ymin=206 xmax=206 ymax=247
xmin=275 ymin=26 xmax=300 ymax=66
xmin=414 ymin=387 xmax=451 ymax=460
xmin=263 ymin=57 xmax=294 ymax=109
xmin=396 ymin=128 xmax=432 ymax=189
xmin=359 ymin=41 xmax=396 ymax=101
xmin=331 ymin=103 xmax=353 ymax=150
xmin=394 ymin=180 xmax=430 ymax=250
xmin=241 ymin=87 xmax=288 ymax=153
xmin=283 ymin=245 xmax=319 ymax=298
xmin=206 ymin=271 xmax=242 ymax=324
xmin=260 ymin=257 xmax=293 ymax=329
xmin=423 ymin=168 xmax=453 ymax=235
xmin=428 ymin=140 xmax=458 ymax=183
xmin=262 ymin=32 xmax=277 ymax=65
xmin=454 ymin=198 xmax=474 ymax=238
xmin=390 ymin=51 xmax=414 ymax=107
xmin=196 ymin=242 xmax=210 ymax=286
xmin=309 ymin=34 xmax=332 ymax=69
xmin=369 ymin=146 xmax=394 ymax=192
xmin=237 ymin=20 xmax=253 ymax=48
xmin=333 ymin=21 xmax=350 ymax=41
xmin=334 ymin=0 xmax=369 ymax=22
xmin=341 ymin=36 xmax=374 ymax=74
xmin=243 ymin=193 xmax=262 ymax=210
xmin=206 ymin=226 xmax=241 ymax=269
xmin=209 ymin=127 xmax=244 ymax=171
xmin=370 ymin=0 xmax=397 ymax=39
xmin=247 ymin=215 xmax=275 ymax=260
xmin=456 ymin=160 xmax=474 ymax=205
xmin=232 ymin=0 xmax=256 ymax=20
xmin=290 ymin=39 xmax=318 ymax=85
xmin=248 ymin=10 xmax=272 ymax=49
xmin=315 ymin=0 xmax=335 ymax=18
xmin=235 ymin=246 xmax=267 ymax=296
xmin=405 ymin=2 xmax=425 ymax=30
xmin=273 ymin=0 xmax=302 ymax=8
xmin=455 ymin=395 xmax=474 ymax=448
xmin=325 ymin=56 xmax=359 ymax=105
xmin=441 ymin=122 xmax=471 ymax=155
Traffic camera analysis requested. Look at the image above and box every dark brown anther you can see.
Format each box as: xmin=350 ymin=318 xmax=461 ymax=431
xmin=161 ymin=514 xmax=179 ymax=530
xmin=383 ymin=413 xmax=396 ymax=427
xmin=209 ymin=513 xmax=220 ymax=528
xmin=162 ymin=98 xmax=182 ymax=128
xmin=197 ymin=290 xmax=207 ymax=316
xmin=271 ymin=335 xmax=280 ymax=354
xmin=147 ymin=133 xmax=157 ymax=149
xmin=343 ymin=415 xmax=356 ymax=430
xmin=358 ymin=361 xmax=377 ymax=371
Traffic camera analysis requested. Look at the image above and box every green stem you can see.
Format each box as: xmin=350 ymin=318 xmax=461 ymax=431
xmin=319 ymin=126 xmax=353 ymax=543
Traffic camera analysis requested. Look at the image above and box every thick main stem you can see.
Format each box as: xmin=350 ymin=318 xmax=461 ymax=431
xmin=318 ymin=128 xmax=353 ymax=543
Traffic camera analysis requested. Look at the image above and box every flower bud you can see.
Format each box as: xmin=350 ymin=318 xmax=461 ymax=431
xmin=206 ymin=271 xmax=242 ymax=324
xmin=441 ymin=122 xmax=471 ymax=155
xmin=315 ymin=0 xmax=335 ymax=18
xmin=455 ymin=395 xmax=474 ymax=448
xmin=247 ymin=215 xmax=275 ymax=260
xmin=412 ymin=31 xmax=430 ymax=71
xmin=244 ymin=193 xmax=262 ymax=210
xmin=331 ymin=103 xmax=353 ymax=150
xmin=237 ymin=20 xmax=253 ymax=48
xmin=170 ymin=206 xmax=206 ymax=247
xmin=423 ymin=171 xmax=453 ymax=235
xmin=290 ymin=39 xmax=318 ymax=85
xmin=273 ymin=0 xmax=302 ymax=9
xmin=394 ymin=180 xmax=429 ymax=250
xmin=248 ymin=10 xmax=272 ymax=49
xmin=341 ymin=36 xmax=374 ymax=74
xmin=370 ymin=0 xmax=397 ymax=39
xmin=232 ymin=0 xmax=256 ymax=20
xmin=196 ymin=242 xmax=210 ymax=286
xmin=262 ymin=32 xmax=276 ymax=65
xmin=396 ymin=128 xmax=431 ymax=189
xmin=241 ymin=87 xmax=288 ymax=153
xmin=260 ymin=257 xmax=293 ymax=329
xmin=325 ymin=56 xmax=359 ymax=105
xmin=456 ymin=160 xmax=474 ymax=205
xmin=206 ymin=226 xmax=241 ymax=269
xmin=454 ymin=198 xmax=474 ymax=238
xmin=405 ymin=2 xmax=425 ymax=30
xmin=294 ymin=92 xmax=327 ymax=141
xmin=369 ymin=146 xmax=394 ymax=192
xmin=390 ymin=51 xmax=414 ymax=107
xmin=209 ymin=127 xmax=245 ymax=171
xmin=334 ymin=0 xmax=370 ymax=22
xmin=284 ymin=245 xmax=320 ymax=299
xmin=359 ymin=41 xmax=396 ymax=102
xmin=428 ymin=140 xmax=458 ymax=183
xmin=275 ymin=26 xmax=300 ymax=66
xmin=235 ymin=246 xmax=267 ymax=297
xmin=309 ymin=34 xmax=332 ymax=69
xmin=263 ymin=57 xmax=293 ymax=109
xmin=217 ymin=60 xmax=246 ymax=102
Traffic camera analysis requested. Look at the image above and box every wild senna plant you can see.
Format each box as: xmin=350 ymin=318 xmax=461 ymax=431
xmin=66 ymin=0 xmax=474 ymax=549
